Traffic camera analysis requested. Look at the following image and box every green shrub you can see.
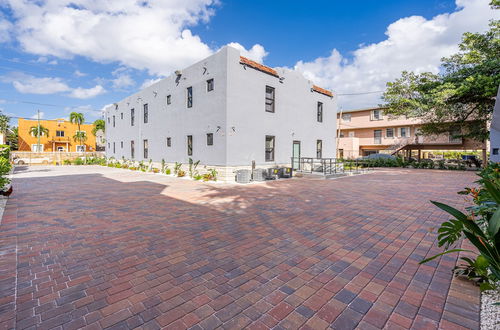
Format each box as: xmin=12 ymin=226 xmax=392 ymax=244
xmin=63 ymin=159 xmax=72 ymax=165
xmin=421 ymin=164 xmax=500 ymax=291
xmin=165 ymin=168 xmax=171 ymax=175
xmin=0 ymin=157 xmax=11 ymax=189
xmin=74 ymin=158 xmax=84 ymax=165
xmin=0 ymin=145 xmax=10 ymax=159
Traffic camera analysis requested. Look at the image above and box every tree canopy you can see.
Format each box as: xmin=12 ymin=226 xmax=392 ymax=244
xmin=92 ymin=119 xmax=105 ymax=136
xmin=382 ymin=17 xmax=499 ymax=142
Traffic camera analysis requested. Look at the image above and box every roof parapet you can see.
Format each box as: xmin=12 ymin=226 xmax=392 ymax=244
xmin=312 ymin=85 xmax=333 ymax=97
xmin=239 ymin=56 xmax=279 ymax=77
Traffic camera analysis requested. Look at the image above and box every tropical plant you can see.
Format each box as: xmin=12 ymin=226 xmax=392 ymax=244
xmin=70 ymin=112 xmax=86 ymax=151
xmin=6 ymin=127 xmax=18 ymax=150
xmin=63 ymin=159 xmax=72 ymax=165
xmin=0 ymin=157 xmax=11 ymax=189
xmin=165 ymin=168 xmax=171 ymax=175
xmin=188 ymin=158 xmax=200 ymax=178
xmin=174 ymin=162 xmax=182 ymax=175
xmin=92 ymin=119 xmax=105 ymax=136
xmin=177 ymin=170 xmax=186 ymax=177
xmin=420 ymin=168 xmax=500 ymax=291
xmin=73 ymin=158 xmax=84 ymax=165
xmin=29 ymin=125 xmax=49 ymax=138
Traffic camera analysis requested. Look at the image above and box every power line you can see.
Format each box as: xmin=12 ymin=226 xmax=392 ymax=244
xmin=0 ymin=97 xmax=103 ymax=113
xmin=337 ymin=90 xmax=384 ymax=96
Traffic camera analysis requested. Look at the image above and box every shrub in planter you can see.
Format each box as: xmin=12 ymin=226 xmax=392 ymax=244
xmin=74 ymin=158 xmax=84 ymax=165
xmin=63 ymin=159 xmax=72 ymax=165
xmin=0 ymin=157 xmax=11 ymax=189
xmin=194 ymin=174 xmax=202 ymax=181
xmin=152 ymin=168 xmax=160 ymax=173
xmin=177 ymin=170 xmax=186 ymax=177
xmin=165 ymin=168 xmax=171 ymax=175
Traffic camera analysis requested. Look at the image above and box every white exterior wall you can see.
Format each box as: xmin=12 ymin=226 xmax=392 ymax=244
xmin=490 ymin=87 xmax=500 ymax=163
xmin=105 ymin=46 xmax=337 ymax=169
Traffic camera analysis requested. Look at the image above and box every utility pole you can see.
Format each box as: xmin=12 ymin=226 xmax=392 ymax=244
xmin=37 ymin=109 xmax=41 ymax=154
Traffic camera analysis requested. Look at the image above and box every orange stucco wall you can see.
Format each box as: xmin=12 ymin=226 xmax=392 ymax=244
xmin=18 ymin=118 xmax=96 ymax=152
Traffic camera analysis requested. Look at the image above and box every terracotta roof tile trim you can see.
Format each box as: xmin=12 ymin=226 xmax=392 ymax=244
xmin=239 ymin=56 xmax=279 ymax=77
xmin=312 ymin=85 xmax=333 ymax=97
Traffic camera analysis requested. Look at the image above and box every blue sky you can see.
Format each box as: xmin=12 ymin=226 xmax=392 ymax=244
xmin=0 ymin=0 xmax=497 ymax=126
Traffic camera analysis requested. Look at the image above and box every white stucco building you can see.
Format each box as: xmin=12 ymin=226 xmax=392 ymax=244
xmin=490 ymin=87 xmax=500 ymax=163
xmin=104 ymin=46 xmax=337 ymax=180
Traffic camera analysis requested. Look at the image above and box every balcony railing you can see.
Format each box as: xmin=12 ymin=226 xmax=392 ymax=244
xmin=291 ymin=157 xmax=374 ymax=175
xmin=49 ymin=136 xmax=71 ymax=142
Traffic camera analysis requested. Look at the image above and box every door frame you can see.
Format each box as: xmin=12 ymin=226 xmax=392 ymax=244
xmin=292 ymin=140 xmax=301 ymax=170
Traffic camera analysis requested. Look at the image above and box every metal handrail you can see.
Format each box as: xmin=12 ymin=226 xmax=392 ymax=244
xmin=291 ymin=157 xmax=374 ymax=175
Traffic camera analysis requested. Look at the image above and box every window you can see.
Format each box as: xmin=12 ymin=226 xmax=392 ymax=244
xmin=113 ymin=142 xmax=115 ymax=153
xmin=386 ymin=128 xmax=394 ymax=138
xmin=143 ymin=104 xmax=148 ymax=123
xmin=400 ymin=127 xmax=410 ymax=137
xmin=339 ymin=132 xmax=345 ymax=138
xmin=265 ymin=86 xmax=275 ymax=113
xmin=187 ymin=135 xmax=193 ymax=156
xmin=56 ymin=130 xmax=65 ymax=137
xmin=113 ymin=115 xmax=115 ymax=127
xmin=317 ymin=102 xmax=323 ymax=122
xmin=187 ymin=87 xmax=193 ymax=108
xmin=342 ymin=113 xmax=351 ymax=122
xmin=131 ymin=140 xmax=135 ymax=159
xmin=166 ymin=95 xmax=171 ymax=105
xmin=108 ymin=142 xmax=110 ymax=149
xmin=31 ymin=144 xmax=43 ymax=152
xmin=131 ymin=108 xmax=135 ymax=126
xmin=316 ymin=140 xmax=323 ymax=158
xmin=120 ymin=141 xmax=123 ymax=149
xmin=121 ymin=113 xmax=123 ymax=120
xmin=207 ymin=133 xmax=213 ymax=146
xmin=371 ymin=109 xmax=383 ymax=121
xmin=76 ymin=145 xmax=86 ymax=152
xmin=494 ymin=148 xmax=499 ymax=155
xmin=207 ymin=79 xmax=214 ymax=92
xmin=348 ymin=131 xmax=355 ymax=137
xmin=143 ymin=139 xmax=148 ymax=159
xmin=265 ymin=135 xmax=275 ymax=161
xmin=374 ymin=130 xmax=382 ymax=144
xmin=107 ymin=117 xmax=110 ymax=124
xmin=166 ymin=137 xmax=171 ymax=147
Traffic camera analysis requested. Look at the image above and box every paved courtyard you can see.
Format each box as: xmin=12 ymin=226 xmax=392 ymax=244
xmin=0 ymin=166 xmax=480 ymax=329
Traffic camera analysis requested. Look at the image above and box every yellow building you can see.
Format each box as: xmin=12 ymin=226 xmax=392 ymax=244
xmin=18 ymin=118 xmax=96 ymax=152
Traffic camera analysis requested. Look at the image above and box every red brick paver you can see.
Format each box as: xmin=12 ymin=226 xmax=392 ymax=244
xmin=0 ymin=166 xmax=480 ymax=329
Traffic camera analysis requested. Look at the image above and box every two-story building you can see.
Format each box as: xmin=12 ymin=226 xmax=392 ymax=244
xmin=337 ymin=107 xmax=486 ymax=160
xmin=104 ymin=46 xmax=337 ymax=180
xmin=18 ymin=118 xmax=96 ymax=152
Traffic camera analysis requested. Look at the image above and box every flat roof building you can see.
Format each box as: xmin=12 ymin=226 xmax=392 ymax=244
xmin=104 ymin=46 xmax=336 ymax=181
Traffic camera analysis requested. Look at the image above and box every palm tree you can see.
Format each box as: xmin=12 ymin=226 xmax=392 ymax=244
xmin=91 ymin=119 xmax=105 ymax=136
xmin=69 ymin=112 xmax=85 ymax=151
xmin=29 ymin=125 xmax=49 ymax=138
xmin=73 ymin=131 xmax=87 ymax=148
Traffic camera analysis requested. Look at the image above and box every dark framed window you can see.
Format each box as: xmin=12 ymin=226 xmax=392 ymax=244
xmin=107 ymin=117 xmax=110 ymax=124
xmin=187 ymin=87 xmax=193 ymax=108
xmin=166 ymin=95 xmax=171 ymax=105
xmin=131 ymin=140 xmax=135 ymax=158
xmin=166 ymin=137 xmax=171 ymax=147
xmin=56 ymin=130 xmax=65 ymax=137
xmin=207 ymin=133 xmax=213 ymax=146
xmin=386 ymin=128 xmax=394 ymax=138
xmin=317 ymin=102 xmax=323 ymax=122
xmin=113 ymin=115 xmax=115 ymax=127
xmin=120 ymin=113 xmax=123 ymax=120
xmin=120 ymin=141 xmax=123 ymax=148
xmin=265 ymin=86 xmax=275 ymax=113
xmin=131 ymin=108 xmax=135 ymax=126
xmin=143 ymin=139 xmax=148 ymax=159
xmin=207 ymin=79 xmax=214 ymax=92
xmin=316 ymin=140 xmax=323 ymax=158
xmin=265 ymin=135 xmax=275 ymax=161
xmin=371 ymin=109 xmax=383 ymax=120
xmin=187 ymin=135 xmax=193 ymax=156
xmin=143 ymin=104 xmax=148 ymax=123
xmin=108 ymin=142 xmax=110 ymax=148
xmin=113 ymin=142 xmax=115 ymax=153
xmin=494 ymin=148 xmax=499 ymax=155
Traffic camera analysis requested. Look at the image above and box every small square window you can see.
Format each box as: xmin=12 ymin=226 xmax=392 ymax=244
xmin=56 ymin=130 xmax=65 ymax=137
xmin=342 ymin=113 xmax=351 ymax=122
xmin=207 ymin=133 xmax=213 ymax=146
xmin=207 ymin=79 xmax=214 ymax=92
xmin=371 ymin=109 xmax=383 ymax=120
xmin=166 ymin=95 xmax=171 ymax=105
xmin=494 ymin=148 xmax=499 ymax=155
xmin=386 ymin=128 xmax=394 ymax=138
xmin=166 ymin=137 xmax=171 ymax=147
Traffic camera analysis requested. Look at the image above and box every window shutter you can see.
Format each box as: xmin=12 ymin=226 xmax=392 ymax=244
xmin=397 ymin=128 xmax=401 ymax=137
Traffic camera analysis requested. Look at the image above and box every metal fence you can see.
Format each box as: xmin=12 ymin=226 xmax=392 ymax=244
xmin=291 ymin=157 xmax=374 ymax=175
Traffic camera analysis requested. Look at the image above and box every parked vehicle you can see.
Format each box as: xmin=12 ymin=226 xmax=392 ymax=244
xmin=12 ymin=157 xmax=50 ymax=165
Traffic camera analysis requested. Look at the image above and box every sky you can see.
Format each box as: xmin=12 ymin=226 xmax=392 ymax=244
xmin=0 ymin=0 xmax=498 ymax=126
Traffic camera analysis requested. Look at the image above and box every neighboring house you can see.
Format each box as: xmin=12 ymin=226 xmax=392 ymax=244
xmin=18 ymin=118 xmax=96 ymax=152
xmin=490 ymin=87 xmax=500 ymax=162
xmin=95 ymin=129 xmax=105 ymax=151
xmin=337 ymin=107 xmax=486 ymax=159
xmin=104 ymin=46 xmax=336 ymax=179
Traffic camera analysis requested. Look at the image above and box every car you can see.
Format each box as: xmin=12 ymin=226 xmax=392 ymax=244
xmin=13 ymin=157 xmax=50 ymax=165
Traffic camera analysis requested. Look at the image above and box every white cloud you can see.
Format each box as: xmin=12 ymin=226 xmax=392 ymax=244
xmin=140 ymin=78 xmax=163 ymax=89
xmin=30 ymin=111 xmax=45 ymax=119
xmin=8 ymin=74 xmax=71 ymax=94
xmin=0 ymin=14 xmax=12 ymax=43
xmin=64 ymin=105 xmax=102 ymax=119
xmin=226 ymin=42 xmax=268 ymax=63
xmin=74 ymin=70 xmax=87 ymax=77
xmin=294 ymin=0 xmax=499 ymax=109
xmin=70 ymin=85 xmax=105 ymax=99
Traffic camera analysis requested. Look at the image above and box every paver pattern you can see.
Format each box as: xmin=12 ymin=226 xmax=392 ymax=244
xmin=0 ymin=166 xmax=480 ymax=329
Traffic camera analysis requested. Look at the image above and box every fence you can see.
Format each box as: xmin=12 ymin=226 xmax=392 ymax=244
xmin=11 ymin=151 xmax=105 ymax=165
xmin=291 ymin=157 xmax=374 ymax=176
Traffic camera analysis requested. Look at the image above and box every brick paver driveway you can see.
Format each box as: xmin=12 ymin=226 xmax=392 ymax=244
xmin=1 ymin=166 xmax=480 ymax=329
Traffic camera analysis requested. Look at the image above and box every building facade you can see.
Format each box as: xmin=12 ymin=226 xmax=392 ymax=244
xmin=104 ymin=46 xmax=336 ymax=178
xmin=490 ymin=88 xmax=500 ymax=163
xmin=337 ymin=107 xmax=486 ymax=159
xmin=18 ymin=118 xmax=96 ymax=152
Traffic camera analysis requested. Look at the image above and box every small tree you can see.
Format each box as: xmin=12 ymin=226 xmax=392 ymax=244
xmin=29 ymin=125 xmax=49 ymax=138
xmin=92 ymin=119 xmax=105 ymax=136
